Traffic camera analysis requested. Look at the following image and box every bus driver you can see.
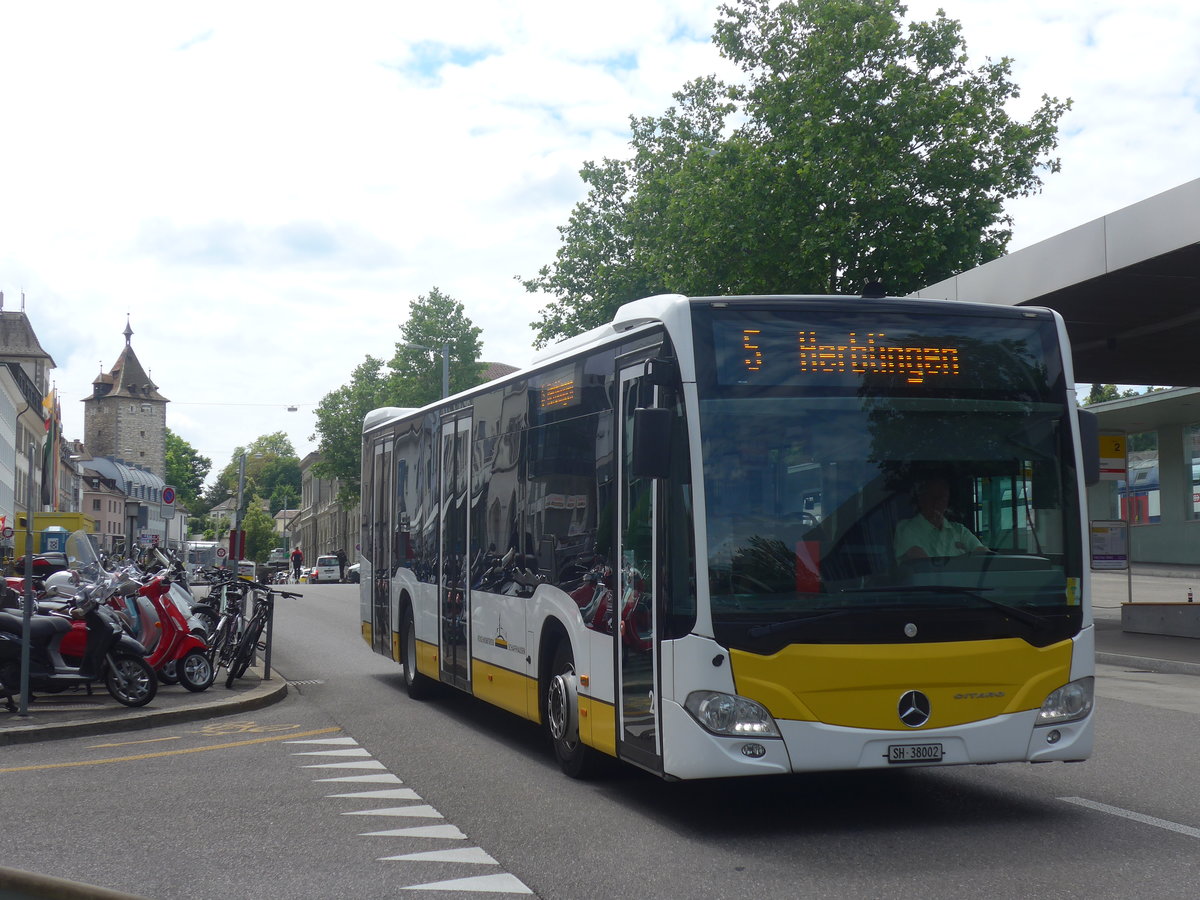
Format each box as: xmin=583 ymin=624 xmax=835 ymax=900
xmin=894 ymin=475 xmax=988 ymax=562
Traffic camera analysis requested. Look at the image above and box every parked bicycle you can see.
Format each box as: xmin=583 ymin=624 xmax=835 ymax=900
xmin=223 ymin=579 xmax=300 ymax=687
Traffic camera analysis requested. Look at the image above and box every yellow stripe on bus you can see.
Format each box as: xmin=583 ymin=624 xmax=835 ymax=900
xmin=415 ymin=638 xmax=439 ymax=680
xmin=730 ymin=639 xmax=1073 ymax=731
xmin=579 ymin=695 xmax=617 ymax=757
xmin=473 ymin=660 xmax=533 ymax=720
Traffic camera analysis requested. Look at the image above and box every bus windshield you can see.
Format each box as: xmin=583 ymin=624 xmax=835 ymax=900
xmin=693 ymin=303 xmax=1084 ymax=650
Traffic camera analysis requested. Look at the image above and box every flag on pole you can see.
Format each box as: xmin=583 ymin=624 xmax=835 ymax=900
xmin=40 ymin=388 xmax=60 ymax=509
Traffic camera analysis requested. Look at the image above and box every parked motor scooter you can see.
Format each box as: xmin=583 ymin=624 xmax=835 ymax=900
xmin=145 ymin=547 xmax=219 ymax=637
xmin=136 ymin=572 xmax=215 ymax=691
xmin=0 ymin=577 xmax=157 ymax=712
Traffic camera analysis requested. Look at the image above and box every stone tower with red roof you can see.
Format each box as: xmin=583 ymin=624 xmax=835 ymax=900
xmin=83 ymin=318 xmax=169 ymax=479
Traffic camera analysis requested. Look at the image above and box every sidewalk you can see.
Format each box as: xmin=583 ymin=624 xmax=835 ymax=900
xmin=1092 ymin=567 xmax=1200 ymax=676
xmin=0 ymin=664 xmax=287 ymax=746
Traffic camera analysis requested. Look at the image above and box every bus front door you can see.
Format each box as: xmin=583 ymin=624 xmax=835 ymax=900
xmin=616 ymin=363 xmax=662 ymax=773
xmin=372 ymin=436 xmax=392 ymax=657
xmin=439 ymin=413 xmax=472 ymax=691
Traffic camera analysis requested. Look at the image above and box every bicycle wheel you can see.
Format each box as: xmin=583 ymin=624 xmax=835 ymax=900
xmin=207 ymin=616 xmax=238 ymax=675
xmin=224 ymin=616 xmax=266 ymax=688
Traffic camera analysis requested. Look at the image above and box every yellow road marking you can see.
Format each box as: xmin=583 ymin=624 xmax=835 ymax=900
xmin=87 ymin=736 xmax=183 ymax=749
xmin=0 ymin=727 xmax=341 ymax=774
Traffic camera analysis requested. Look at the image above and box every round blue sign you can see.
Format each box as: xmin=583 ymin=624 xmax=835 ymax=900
xmin=162 ymin=486 xmax=176 ymax=505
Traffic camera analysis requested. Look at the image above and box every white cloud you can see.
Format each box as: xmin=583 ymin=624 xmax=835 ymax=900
xmin=1 ymin=0 xmax=1198 ymax=481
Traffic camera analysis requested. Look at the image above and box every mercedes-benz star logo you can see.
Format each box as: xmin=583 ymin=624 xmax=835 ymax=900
xmin=898 ymin=690 xmax=931 ymax=728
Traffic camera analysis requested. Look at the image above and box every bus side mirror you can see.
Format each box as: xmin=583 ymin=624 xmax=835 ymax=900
xmin=1077 ymin=408 xmax=1100 ymax=486
xmin=632 ymin=407 xmax=672 ymax=480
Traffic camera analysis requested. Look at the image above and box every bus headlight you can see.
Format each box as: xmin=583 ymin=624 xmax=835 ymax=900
xmin=1037 ymin=677 xmax=1094 ymax=725
xmin=684 ymin=691 xmax=781 ymax=738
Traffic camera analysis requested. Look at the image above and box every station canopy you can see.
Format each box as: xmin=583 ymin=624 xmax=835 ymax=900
xmin=912 ymin=177 xmax=1200 ymax=389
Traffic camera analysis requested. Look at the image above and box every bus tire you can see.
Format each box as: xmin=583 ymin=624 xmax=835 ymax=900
xmin=401 ymin=602 xmax=434 ymax=700
xmin=545 ymin=641 xmax=598 ymax=779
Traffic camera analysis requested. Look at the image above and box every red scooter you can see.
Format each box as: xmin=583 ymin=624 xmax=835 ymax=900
xmin=122 ymin=572 xmax=215 ymax=692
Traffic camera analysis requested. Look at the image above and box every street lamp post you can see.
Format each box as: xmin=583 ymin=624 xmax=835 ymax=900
xmin=402 ymin=339 xmax=450 ymax=400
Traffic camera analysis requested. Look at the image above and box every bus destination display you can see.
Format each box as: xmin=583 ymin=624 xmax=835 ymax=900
xmin=731 ymin=327 xmax=961 ymax=385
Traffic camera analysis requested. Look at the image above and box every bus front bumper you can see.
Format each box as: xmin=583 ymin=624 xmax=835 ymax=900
xmin=661 ymin=701 xmax=1093 ymax=780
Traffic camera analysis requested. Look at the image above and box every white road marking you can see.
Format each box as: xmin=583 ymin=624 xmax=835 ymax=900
xmin=326 ymin=788 xmax=422 ymax=800
xmin=285 ymin=737 xmax=360 ymax=745
xmin=402 ymin=873 xmax=532 ymax=893
xmin=291 ymin=748 xmax=373 ymax=757
xmin=342 ymin=805 xmax=443 ymax=818
xmin=300 ymin=760 xmax=387 ymax=769
xmin=380 ymin=848 xmax=498 ymax=864
xmin=1060 ymin=797 xmax=1200 ymax=839
xmin=360 ymin=825 xmax=468 ymax=839
xmin=294 ymin=733 xmax=533 ymax=894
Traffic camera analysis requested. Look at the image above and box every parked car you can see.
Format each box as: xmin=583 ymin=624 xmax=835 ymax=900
xmin=310 ymin=555 xmax=340 ymax=583
xmin=346 ymin=562 xmax=360 ymax=584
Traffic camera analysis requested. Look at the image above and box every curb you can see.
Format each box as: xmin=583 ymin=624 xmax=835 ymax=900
xmin=0 ymin=864 xmax=152 ymax=900
xmin=1096 ymin=651 xmax=1200 ymax=678
xmin=0 ymin=674 xmax=288 ymax=747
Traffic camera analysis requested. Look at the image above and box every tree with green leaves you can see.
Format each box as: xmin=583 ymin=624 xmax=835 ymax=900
xmin=1081 ymin=384 xmax=1168 ymax=406
xmin=165 ymin=429 xmax=211 ymax=511
xmin=310 ymin=354 xmax=392 ymax=505
xmin=243 ymin=496 xmax=279 ymax=563
xmin=524 ymin=0 xmax=1071 ymax=347
xmin=389 ymin=287 xmax=486 ymax=407
xmin=204 ymin=432 xmax=301 ymax=515
xmin=1083 ymin=384 xmax=1133 ymax=406
xmin=311 ymin=287 xmax=486 ymax=502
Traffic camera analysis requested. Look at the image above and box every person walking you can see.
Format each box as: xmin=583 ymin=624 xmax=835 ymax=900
xmin=290 ymin=547 xmax=304 ymax=583
xmin=336 ymin=547 xmax=347 ymax=583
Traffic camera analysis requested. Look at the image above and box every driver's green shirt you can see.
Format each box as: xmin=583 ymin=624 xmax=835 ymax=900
xmin=894 ymin=514 xmax=984 ymax=561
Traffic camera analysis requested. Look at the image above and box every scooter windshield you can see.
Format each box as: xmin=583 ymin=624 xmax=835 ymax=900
xmin=66 ymin=530 xmax=102 ymax=579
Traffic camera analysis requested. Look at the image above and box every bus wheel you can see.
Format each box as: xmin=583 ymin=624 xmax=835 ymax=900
xmin=546 ymin=642 xmax=597 ymax=778
xmin=402 ymin=603 xmax=434 ymax=700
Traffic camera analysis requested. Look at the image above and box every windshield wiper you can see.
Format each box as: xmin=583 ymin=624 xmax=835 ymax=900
xmin=841 ymin=584 xmax=1049 ymax=631
xmin=746 ymin=609 xmax=856 ymax=639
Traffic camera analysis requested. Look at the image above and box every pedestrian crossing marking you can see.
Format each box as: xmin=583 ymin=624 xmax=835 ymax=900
xmin=291 ymin=748 xmax=373 ymax=757
xmin=380 ymin=848 xmax=497 ymax=864
xmin=326 ymin=788 xmax=421 ymax=800
xmin=360 ymin=824 xmax=467 ymax=839
xmin=293 ymin=733 xmax=531 ymax=894
xmin=401 ymin=873 xmax=532 ymax=893
xmin=342 ymin=804 xmax=443 ymax=818
xmin=284 ymin=737 xmax=358 ymax=745
xmin=300 ymin=760 xmax=387 ymax=769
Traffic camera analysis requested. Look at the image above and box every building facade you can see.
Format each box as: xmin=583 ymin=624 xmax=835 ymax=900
xmin=293 ymin=452 xmax=357 ymax=564
xmin=0 ymin=303 xmax=56 ymax=550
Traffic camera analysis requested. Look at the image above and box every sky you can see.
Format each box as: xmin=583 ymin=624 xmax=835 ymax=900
xmin=1 ymin=1 xmax=1197 ymax=485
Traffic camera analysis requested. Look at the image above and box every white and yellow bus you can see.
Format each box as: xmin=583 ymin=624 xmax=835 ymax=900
xmin=359 ymin=293 xmax=1099 ymax=780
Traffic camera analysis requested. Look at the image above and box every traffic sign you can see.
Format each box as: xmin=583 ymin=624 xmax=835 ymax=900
xmin=161 ymin=484 xmax=177 ymax=520
xmin=217 ymin=547 xmax=227 ymax=558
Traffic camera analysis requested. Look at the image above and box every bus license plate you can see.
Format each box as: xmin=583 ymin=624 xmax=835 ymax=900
xmin=887 ymin=743 xmax=943 ymax=764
